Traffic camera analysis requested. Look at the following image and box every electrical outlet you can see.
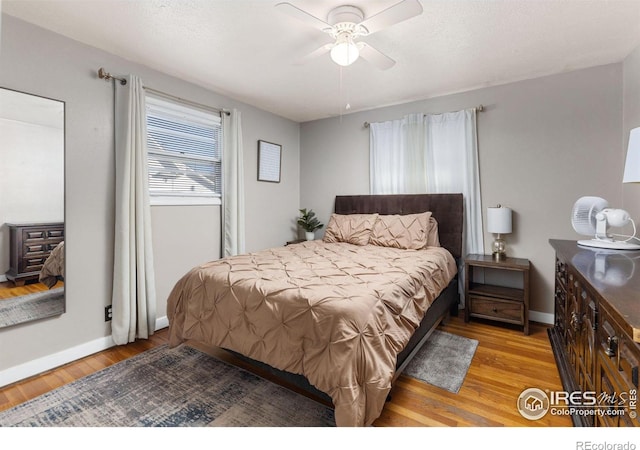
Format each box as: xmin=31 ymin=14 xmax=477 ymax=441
xmin=105 ymin=305 xmax=112 ymax=322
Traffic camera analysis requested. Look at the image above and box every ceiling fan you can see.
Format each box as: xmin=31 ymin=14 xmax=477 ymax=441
xmin=275 ymin=0 xmax=423 ymax=70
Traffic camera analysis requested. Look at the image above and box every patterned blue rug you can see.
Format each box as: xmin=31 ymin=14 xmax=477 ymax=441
xmin=0 ymin=345 xmax=335 ymax=427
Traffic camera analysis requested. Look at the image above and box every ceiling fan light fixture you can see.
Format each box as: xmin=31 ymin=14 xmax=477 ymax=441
xmin=330 ymin=34 xmax=359 ymax=66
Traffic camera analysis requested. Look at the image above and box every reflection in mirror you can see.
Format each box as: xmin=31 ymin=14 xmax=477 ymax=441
xmin=0 ymin=87 xmax=65 ymax=328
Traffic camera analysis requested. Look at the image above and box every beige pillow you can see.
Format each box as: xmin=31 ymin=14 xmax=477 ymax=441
xmin=426 ymin=216 xmax=441 ymax=248
xmin=370 ymin=212 xmax=432 ymax=250
xmin=322 ymin=213 xmax=379 ymax=246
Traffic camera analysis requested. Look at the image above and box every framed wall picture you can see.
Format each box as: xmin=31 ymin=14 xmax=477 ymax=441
xmin=257 ymin=140 xmax=282 ymax=183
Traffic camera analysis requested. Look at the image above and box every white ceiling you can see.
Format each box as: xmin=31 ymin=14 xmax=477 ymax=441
xmin=3 ymin=0 xmax=640 ymax=122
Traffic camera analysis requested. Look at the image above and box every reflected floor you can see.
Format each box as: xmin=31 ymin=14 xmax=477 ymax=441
xmin=0 ymin=280 xmax=64 ymax=300
xmin=0 ymin=282 xmax=65 ymax=327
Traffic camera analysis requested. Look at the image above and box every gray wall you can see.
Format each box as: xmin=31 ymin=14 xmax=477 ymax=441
xmin=300 ymin=64 xmax=625 ymax=320
xmin=623 ymin=45 xmax=640 ymax=219
xmin=0 ymin=14 xmax=300 ymax=374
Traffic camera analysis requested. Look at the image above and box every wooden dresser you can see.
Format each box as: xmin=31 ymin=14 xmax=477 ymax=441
xmin=549 ymin=239 xmax=639 ymax=427
xmin=5 ymin=222 xmax=64 ymax=286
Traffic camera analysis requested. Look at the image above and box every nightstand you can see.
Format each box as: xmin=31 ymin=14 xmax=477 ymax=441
xmin=464 ymin=254 xmax=531 ymax=335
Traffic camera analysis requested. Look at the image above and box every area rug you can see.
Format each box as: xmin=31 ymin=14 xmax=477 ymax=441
xmin=403 ymin=329 xmax=479 ymax=393
xmin=0 ymin=330 xmax=477 ymax=427
xmin=0 ymin=287 xmax=64 ymax=327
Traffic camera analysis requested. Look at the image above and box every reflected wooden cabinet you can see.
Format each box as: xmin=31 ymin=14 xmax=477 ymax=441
xmin=5 ymin=222 xmax=64 ymax=286
xmin=549 ymin=239 xmax=639 ymax=427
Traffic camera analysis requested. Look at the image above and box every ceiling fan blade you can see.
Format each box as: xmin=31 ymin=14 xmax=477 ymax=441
xmin=275 ymin=2 xmax=332 ymax=33
xmin=359 ymin=0 xmax=423 ymax=35
xmin=294 ymin=43 xmax=334 ymax=65
xmin=358 ymin=43 xmax=396 ymax=70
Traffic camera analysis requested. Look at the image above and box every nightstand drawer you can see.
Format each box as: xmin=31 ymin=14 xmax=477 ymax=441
xmin=469 ymin=295 xmax=523 ymax=323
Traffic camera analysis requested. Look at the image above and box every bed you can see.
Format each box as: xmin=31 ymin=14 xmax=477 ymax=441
xmin=39 ymin=240 xmax=65 ymax=288
xmin=167 ymin=193 xmax=463 ymax=426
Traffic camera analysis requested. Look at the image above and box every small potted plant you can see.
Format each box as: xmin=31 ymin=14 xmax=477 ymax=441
xmin=297 ymin=208 xmax=324 ymax=240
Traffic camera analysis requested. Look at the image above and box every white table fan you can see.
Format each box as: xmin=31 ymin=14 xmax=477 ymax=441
xmin=571 ymin=196 xmax=640 ymax=250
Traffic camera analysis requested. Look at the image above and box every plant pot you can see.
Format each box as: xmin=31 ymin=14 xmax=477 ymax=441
xmin=305 ymin=231 xmax=315 ymax=241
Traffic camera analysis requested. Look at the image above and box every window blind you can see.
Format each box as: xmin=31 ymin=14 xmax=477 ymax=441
xmin=146 ymin=94 xmax=222 ymax=198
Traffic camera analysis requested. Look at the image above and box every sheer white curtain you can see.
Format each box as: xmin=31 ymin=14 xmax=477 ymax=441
xmin=369 ymin=108 xmax=484 ymax=303
xmin=222 ymin=109 xmax=245 ymax=257
xmin=112 ymin=75 xmax=156 ymax=345
xmin=370 ymin=113 xmax=427 ymax=194
xmin=424 ymin=109 xmax=484 ymax=257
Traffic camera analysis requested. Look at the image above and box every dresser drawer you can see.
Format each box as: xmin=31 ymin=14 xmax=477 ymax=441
xmin=599 ymin=303 xmax=640 ymax=390
xmin=619 ymin=337 xmax=640 ymax=389
xmin=24 ymin=243 xmax=48 ymax=256
xmin=22 ymin=229 xmax=64 ymax=244
xmin=597 ymin=355 xmax=622 ymax=427
xmin=23 ymin=241 xmax=60 ymax=257
xmin=469 ymin=295 xmax=523 ymax=323
xmin=22 ymin=227 xmax=64 ymax=242
xmin=47 ymin=229 xmax=64 ymax=239
xmin=23 ymin=256 xmax=46 ymax=273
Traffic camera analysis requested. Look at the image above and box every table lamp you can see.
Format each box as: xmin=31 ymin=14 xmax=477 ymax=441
xmin=487 ymin=205 xmax=512 ymax=261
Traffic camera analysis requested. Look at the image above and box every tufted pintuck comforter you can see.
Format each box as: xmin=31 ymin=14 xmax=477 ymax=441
xmin=39 ymin=240 xmax=65 ymax=288
xmin=166 ymin=240 xmax=457 ymax=426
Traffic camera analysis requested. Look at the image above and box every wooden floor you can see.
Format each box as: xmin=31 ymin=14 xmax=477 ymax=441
xmin=0 ymin=313 xmax=571 ymax=427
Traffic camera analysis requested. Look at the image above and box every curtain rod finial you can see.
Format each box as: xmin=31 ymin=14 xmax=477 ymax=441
xmin=97 ymin=67 xmax=127 ymax=85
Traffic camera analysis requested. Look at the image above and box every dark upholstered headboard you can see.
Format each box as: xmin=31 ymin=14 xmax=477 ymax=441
xmin=334 ymin=194 xmax=464 ymax=259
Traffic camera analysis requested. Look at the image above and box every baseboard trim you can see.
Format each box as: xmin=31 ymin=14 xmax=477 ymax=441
xmin=529 ymin=310 xmax=554 ymax=325
xmin=0 ymin=315 xmax=169 ymax=388
xmin=156 ymin=315 xmax=169 ymax=330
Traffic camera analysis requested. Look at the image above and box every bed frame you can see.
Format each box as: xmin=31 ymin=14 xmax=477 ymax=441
xmin=223 ymin=193 xmax=464 ymax=407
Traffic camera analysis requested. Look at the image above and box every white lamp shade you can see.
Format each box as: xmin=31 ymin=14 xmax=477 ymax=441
xmin=623 ymin=127 xmax=640 ymax=183
xmin=487 ymin=206 xmax=512 ymax=234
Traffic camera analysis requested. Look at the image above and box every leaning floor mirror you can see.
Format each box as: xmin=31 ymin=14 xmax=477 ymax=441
xmin=0 ymin=87 xmax=65 ymax=328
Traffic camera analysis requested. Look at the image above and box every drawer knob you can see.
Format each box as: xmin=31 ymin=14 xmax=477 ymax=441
xmin=492 ymin=307 xmax=498 ymax=313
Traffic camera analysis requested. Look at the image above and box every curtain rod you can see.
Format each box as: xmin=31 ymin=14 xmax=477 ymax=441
xmin=363 ymin=104 xmax=485 ymax=128
xmin=144 ymin=87 xmax=230 ymax=116
xmin=97 ymin=67 xmax=230 ymax=116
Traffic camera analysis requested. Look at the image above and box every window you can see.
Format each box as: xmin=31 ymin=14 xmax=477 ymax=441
xmin=145 ymin=94 xmax=222 ymax=205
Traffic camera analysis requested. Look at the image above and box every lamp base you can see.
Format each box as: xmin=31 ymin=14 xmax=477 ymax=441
xmin=491 ymin=235 xmax=507 ymax=261
xmin=492 ymin=251 xmax=507 ymax=261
